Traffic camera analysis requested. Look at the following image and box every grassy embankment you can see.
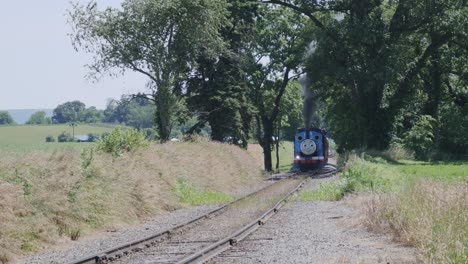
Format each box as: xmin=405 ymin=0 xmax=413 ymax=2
xmin=0 ymin=127 xmax=264 ymax=263
xmin=300 ymin=153 xmax=467 ymax=262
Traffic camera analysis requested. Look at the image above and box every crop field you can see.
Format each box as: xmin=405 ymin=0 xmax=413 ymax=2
xmin=0 ymin=124 xmax=115 ymax=153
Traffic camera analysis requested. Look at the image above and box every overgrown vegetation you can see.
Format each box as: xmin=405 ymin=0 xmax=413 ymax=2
xmin=366 ymin=180 xmax=467 ymax=263
xmin=65 ymin=0 xmax=468 ymax=170
xmin=0 ymin=141 xmax=263 ymax=262
xmin=305 ymin=154 xmax=467 ymax=262
xmin=96 ymin=127 xmax=148 ymax=157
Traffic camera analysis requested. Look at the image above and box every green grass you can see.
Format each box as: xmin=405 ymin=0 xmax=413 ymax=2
xmin=301 ymin=156 xmax=468 ymax=202
xmin=396 ymin=162 xmax=467 ymax=182
xmin=315 ymin=155 xmax=468 ymax=262
xmin=299 ymin=179 xmax=350 ymax=201
xmin=173 ymin=178 xmax=233 ymax=206
xmin=0 ymin=124 xmax=115 ymax=153
xmin=271 ymin=141 xmax=294 ymax=172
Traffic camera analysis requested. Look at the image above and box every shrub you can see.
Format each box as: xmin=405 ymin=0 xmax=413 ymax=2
xmin=403 ymin=115 xmax=436 ymax=160
xmin=45 ymin=136 xmax=55 ymax=143
xmin=57 ymin=131 xmax=74 ymax=142
xmin=142 ymin=128 xmax=156 ymax=140
xmin=96 ymin=127 xmax=148 ymax=157
xmin=101 ymin=132 xmax=110 ymax=140
xmin=383 ymin=142 xmax=414 ymax=161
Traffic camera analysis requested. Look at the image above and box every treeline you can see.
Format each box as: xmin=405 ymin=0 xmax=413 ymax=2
xmin=65 ymin=0 xmax=467 ymax=168
xmin=49 ymin=95 xmax=154 ymax=129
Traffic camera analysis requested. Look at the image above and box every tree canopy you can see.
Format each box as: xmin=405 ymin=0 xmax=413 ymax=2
xmin=0 ymin=111 xmax=16 ymax=125
xmin=26 ymin=111 xmax=52 ymax=125
xmin=68 ymin=0 xmax=468 ymax=166
xmin=69 ymin=0 xmax=228 ymax=141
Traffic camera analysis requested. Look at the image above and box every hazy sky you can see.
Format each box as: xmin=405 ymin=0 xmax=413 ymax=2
xmin=0 ymin=0 xmax=148 ymax=110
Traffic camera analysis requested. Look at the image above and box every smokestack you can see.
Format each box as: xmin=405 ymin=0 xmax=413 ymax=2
xmin=300 ymin=75 xmax=315 ymax=139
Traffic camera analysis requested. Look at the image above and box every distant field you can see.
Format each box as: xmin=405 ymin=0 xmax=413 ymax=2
xmin=0 ymin=124 xmax=115 ymax=153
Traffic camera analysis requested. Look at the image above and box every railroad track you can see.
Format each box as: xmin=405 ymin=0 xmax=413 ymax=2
xmin=71 ymin=167 xmax=335 ymax=264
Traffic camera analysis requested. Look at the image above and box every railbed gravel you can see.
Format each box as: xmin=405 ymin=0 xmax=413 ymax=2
xmin=112 ymin=178 xmax=302 ymax=264
xmin=19 ymin=205 xmax=220 ymax=264
xmin=212 ymin=177 xmax=419 ymax=264
xmin=19 ymin=177 xmax=276 ymax=264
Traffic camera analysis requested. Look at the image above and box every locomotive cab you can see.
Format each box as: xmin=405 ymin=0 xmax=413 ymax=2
xmin=293 ymin=128 xmax=329 ymax=172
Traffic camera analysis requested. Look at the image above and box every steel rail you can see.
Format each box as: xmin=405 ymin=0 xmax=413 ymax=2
xmin=69 ymin=175 xmax=294 ymax=264
xmin=176 ymin=178 xmax=308 ymax=264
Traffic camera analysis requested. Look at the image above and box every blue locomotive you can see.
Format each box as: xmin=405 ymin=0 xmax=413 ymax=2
xmin=293 ymin=128 xmax=329 ymax=172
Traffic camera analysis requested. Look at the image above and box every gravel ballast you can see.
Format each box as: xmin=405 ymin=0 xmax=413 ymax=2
xmin=19 ymin=177 xmax=278 ymax=264
xmin=212 ymin=178 xmax=419 ymax=264
xmin=20 ymin=205 xmax=219 ymax=264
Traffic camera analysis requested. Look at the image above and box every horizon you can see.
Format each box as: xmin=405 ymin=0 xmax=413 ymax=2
xmin=0 ymin=0 xmax=148 ymax=110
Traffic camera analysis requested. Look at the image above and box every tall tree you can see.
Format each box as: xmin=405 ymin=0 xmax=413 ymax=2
xmin=248 ymin=5 xmax=314 ymax=171
xmin=69 ymin=0 xmax=228 ymax=142
xmin=52 ymin=100 xmax=86 ymax=123
xmin=260 ymin=0 xmax=468 ymax=153
xmin=187 ymin=0 xmax=258 ymax=147
xmin=26 ymin=111 xmax=52 ymax=125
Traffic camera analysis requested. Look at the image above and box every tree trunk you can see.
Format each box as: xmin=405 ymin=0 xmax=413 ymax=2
xmin=262 ymin=121 xmax=273 ymax=172
xmin=155 ymin=85 xmax=174 ymax=142
xmin=275 ymin=120 xmax=280 ymax=172
xmin=275 ymin=138 xmax=280 ymax=172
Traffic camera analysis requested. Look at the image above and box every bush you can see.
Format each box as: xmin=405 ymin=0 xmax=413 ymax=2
xmin=57 ymin=132 xmax=74 ymax=142
xmin=96 ymin=127 xmax=148 ymax=157
xmin=45 ymin=136 xmax=55 ymax=143
xmin=383 ymin=142 xmax=414 ymax=161
xmin=101 ymin=132 xmax=110 ymax=140
xmin=403 ymin=115 xmax=436 ymax=160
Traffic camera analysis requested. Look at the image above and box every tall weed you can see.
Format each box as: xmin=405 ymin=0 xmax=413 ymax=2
xmin=365 ymin=180 xmax=467 ymax=263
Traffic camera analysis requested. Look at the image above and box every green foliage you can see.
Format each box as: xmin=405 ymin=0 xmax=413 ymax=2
xmin=174 ymin=178 xmax=233 ymax=206
xmin=52 ymin=101 xmax=86 ymax=123
xmin=96 ymin=127 xmax=148 ymax=157
xmin=403 ymin=115 xmax=436 ymax=160
xmin=437 ymin=103 xmax=468 ymax=159
xmin=69 ymin=0 xmax=228 ymax=142
xmin=246 ymin=5 xmax=314 ymax=170
xmin=0 ymin=111 xmax=16 ymax=125
xmin=26 ymin=111 xmax=51 ymax=125
xmin=272 ymin=0 xmax=468 ymax=153
xmin=103 ymin=95 xmax=155 ymax=130
xmin=57 ymin=131 xmax=75 ymax=143
xmin=45 ymin=136 xmax=55 ymax=142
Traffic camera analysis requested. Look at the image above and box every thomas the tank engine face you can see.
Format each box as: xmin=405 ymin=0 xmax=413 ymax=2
xmin=300 ymin=139 xmax=316 ymax=155
xmin=293 ymin=128 xmax=329 ymax=172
